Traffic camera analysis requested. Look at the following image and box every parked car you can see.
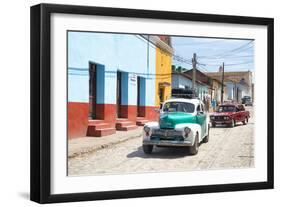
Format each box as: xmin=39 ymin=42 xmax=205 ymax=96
xmin=242 ymin=96 xmax=253 ymax=106
xmin=142 ymin=98 xmax=210 ymax=155
xmin=210 ymin=103 xmax=250 ymax=127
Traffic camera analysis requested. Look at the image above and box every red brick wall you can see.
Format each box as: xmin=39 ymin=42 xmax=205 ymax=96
xmin=68 ymin=102 xmax=89 ymax=139
xmin=68 ymin=102 xmax=159 ymax=139
xmin=120 ymin=105 xmax=137 ymax=121
xmin=138 ymin=106 xmax=160 ymax=121
xmin=96 ymin=104 xmax=116 ymax=124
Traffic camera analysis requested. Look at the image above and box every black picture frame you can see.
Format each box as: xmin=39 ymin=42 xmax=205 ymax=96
xmin=30 ymin=3 xmax=274 ymax=204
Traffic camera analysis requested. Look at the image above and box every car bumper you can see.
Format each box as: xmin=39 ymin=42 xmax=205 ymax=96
xmin=211 ymin=120 xmax=232 ymax=124
xmin=143 ymin=139 xmax=192 ymax=147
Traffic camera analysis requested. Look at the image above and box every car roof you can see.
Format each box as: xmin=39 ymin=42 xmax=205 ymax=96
xmin=164 ymin=98 xmax=201 ymax=105
xmin=220 ymin=104 xmax=236 ymax=107
xmin=220 ymin=103 xmax=242 ymax=107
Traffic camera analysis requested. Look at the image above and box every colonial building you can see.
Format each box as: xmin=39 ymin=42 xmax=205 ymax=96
xmin=225 ymin=79 xmax=250 ymax=102
xmin=207 ymin=69 xmax=253 ymax=102
xmin=147 ymin=36 xmax=173 ymax=106
xmin=211 ymin=78 xmax=226 ymax=104
xmin=171 ymin=71 xmax=210 ymax=100
xmin=68 ymin=32 xmax=172 ymax=139
xmin=172 ymin=68 xmax=227 ymax=108
xmin=184 ymin=69 xmax=212 ymax=100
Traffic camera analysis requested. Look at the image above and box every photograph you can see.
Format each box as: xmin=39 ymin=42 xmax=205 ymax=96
xmin=30 ymin=3 xmax=273 ymax=203
xmin=67 ymin=31 xmax=255 ymax=176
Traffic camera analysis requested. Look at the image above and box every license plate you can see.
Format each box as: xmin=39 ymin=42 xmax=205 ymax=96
xmin=166 ymin=131 xmax=175 ymax=136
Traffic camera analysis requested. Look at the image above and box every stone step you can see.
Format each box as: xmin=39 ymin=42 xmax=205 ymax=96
xmin=116 ymin=118 xmax=130 ymax=122
xmin=116 ymin=121 xmax=135 ymax=128
xmin=136 ymin=119 xmax=149 ymax=126
xmin=87 ymin=127 xmax=116 ymax=137
xmin=88 ymin=119 xmax=107 ymax=125
xmin=116 ymin=125 xmax=138 ymax=131
xmin=88 ymin=122 xmax=111 ymax=130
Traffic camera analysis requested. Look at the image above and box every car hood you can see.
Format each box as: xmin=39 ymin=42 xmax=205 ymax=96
xmin=159 ymin=112 xmax=196 ymax=129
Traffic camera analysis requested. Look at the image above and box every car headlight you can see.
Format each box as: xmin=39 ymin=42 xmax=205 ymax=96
xmin=144 ymin=126 xmax=150 ymax=137
xmin=224 ymin=116 xmax=229 ymax=120
xmin=144 ymin=126 xmax=150 ymax=133
xmin=184 ymin=127 xmax=191 ymax=137
xmin=210 ymin=116 xmax=215 ymax=120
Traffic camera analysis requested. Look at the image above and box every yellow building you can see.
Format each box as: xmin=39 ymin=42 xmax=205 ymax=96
xmin=154 ymin=36 xmax=173 ymax=106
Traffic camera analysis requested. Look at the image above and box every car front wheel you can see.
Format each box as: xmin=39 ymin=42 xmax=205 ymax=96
xmin=189 ymin=133 xmax=199 ymax=155
xmin=230 ymin=119 xmax=235 ymax=128
xmin=243 ymin=117 xmax=248 ymax=125
xmin=143 ymin=145 xmax=153 ymax=154
xmin=203 ymin=126 xmax=210 ymax=143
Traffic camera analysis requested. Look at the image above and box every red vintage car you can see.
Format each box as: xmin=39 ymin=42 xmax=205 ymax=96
xmin=210 ymin=103 xmax=250 ymax=127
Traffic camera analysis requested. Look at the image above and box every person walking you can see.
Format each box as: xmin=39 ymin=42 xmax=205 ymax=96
xmin=211 ymin=99 xmax=217 ymax=112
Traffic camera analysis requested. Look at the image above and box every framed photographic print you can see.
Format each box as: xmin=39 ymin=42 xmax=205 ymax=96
xmin=30 ymin=3 xmax=274 ymax=203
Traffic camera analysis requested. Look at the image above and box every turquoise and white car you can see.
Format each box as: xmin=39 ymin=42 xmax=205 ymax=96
xmin=142 ymin=98 xmax=210 ymax=155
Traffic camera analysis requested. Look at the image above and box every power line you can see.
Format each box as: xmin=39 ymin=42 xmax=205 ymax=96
xmin=225 ymin=60 xmax=254 ymax=66
xmin=198 ymin=54 xmax=253 ymax=61
xmin=173 ymin=54 xmax=212 ymax=73
xmin=172 ymin=40 xmax=223 ymax=46
xmin=200 ymin=45 xmax=253 ymax=60
xmin=198 ymin=40 xmax=254 ymax=59
xmin=197 ymin=65 xmax=209 ymax=73
xmin=199 ymin=60 xmax=254 ymax=67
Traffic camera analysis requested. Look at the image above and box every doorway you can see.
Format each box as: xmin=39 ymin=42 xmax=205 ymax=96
xmin=116 ymin=71 xmax=122 ymax=118
xmin=159 ymin=86 xmax=165 ymax=103
xmin=89 ymin=63 xmax=97 ymax=119
xmin=137 ymin=76 xmax=145 ymax=117
xmin=137 ymin=76 xmax=141 ymax=116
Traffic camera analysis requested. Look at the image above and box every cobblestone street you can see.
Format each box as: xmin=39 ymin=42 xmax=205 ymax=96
xmin=68 ymin=107 xmax=254 ymax=176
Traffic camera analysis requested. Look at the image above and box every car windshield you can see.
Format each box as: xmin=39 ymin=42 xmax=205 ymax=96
xmin=218 ymin=106 xmax=236 ymax=112
xmin=162 ymin=102 xmax=195 ymax=113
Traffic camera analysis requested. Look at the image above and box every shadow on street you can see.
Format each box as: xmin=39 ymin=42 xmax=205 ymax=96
xmin=212 ymin=122 xmax=245 ymax=128
xmin=127 ymin=146 xmax=196 ymax=159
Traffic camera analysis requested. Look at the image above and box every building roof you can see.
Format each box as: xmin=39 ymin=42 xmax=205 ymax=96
xmin=172 ymin=71 xmax=207 ymax=86
xmin=207 ymin=71 xmax=252 ymax=75
xmin=224 ymin=78 xmax=250 ymax=87
xmin=207 ymin=71 xmax=252 ymax=86
xmin=141 ymin=35 xmax=173 ymax=55
xmin=184 ymin=69 xmax=212 ymax=86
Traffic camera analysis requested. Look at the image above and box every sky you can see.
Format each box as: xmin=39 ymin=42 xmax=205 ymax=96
xmin=171 ymin=36 xmax=254 ymax=73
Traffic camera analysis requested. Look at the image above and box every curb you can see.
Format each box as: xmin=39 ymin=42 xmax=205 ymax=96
xmin=68 ymin=132 xmax=142 ymax=159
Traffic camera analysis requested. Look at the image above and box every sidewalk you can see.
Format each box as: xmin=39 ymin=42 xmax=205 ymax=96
xmin=68 ymin=126 xmax=143 ymax=158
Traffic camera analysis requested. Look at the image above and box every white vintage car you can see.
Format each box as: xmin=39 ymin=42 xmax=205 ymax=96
xmin=143 ymin=98 xmax=210 ymax=155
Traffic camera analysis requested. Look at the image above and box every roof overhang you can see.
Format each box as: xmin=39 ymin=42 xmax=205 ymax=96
xmin=141 ymin=35 xmax=173 ymax=55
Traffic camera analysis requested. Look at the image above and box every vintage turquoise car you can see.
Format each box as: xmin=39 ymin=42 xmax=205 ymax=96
xmin=142 ymin=98 xmax=210 ymax=155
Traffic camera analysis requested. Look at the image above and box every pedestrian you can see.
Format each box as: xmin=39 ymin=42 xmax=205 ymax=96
xmin=211 ymin=99 xmax=217 ymax=112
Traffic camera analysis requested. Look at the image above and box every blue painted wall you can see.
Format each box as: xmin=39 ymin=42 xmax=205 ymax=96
xmin=226 ymin=82 xmax=234 ymax=100
xmin=68 ymin=32 xmax=156 ymax=106
xmin=172 ymin=73 xmax=209 ymax=100
xmin=225 ymin=81 xmax=250 ymax=101
xmin=139 ymin=77 xmax=146 ymax=106
xmin=172 ymin=74 xmax=193 ymax=89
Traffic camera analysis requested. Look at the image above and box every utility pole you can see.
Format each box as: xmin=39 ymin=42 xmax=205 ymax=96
xmin=192 ymin=53 xmax=197 ymax=90
xmin=221 ymin=62 xmax=224 ymax=104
